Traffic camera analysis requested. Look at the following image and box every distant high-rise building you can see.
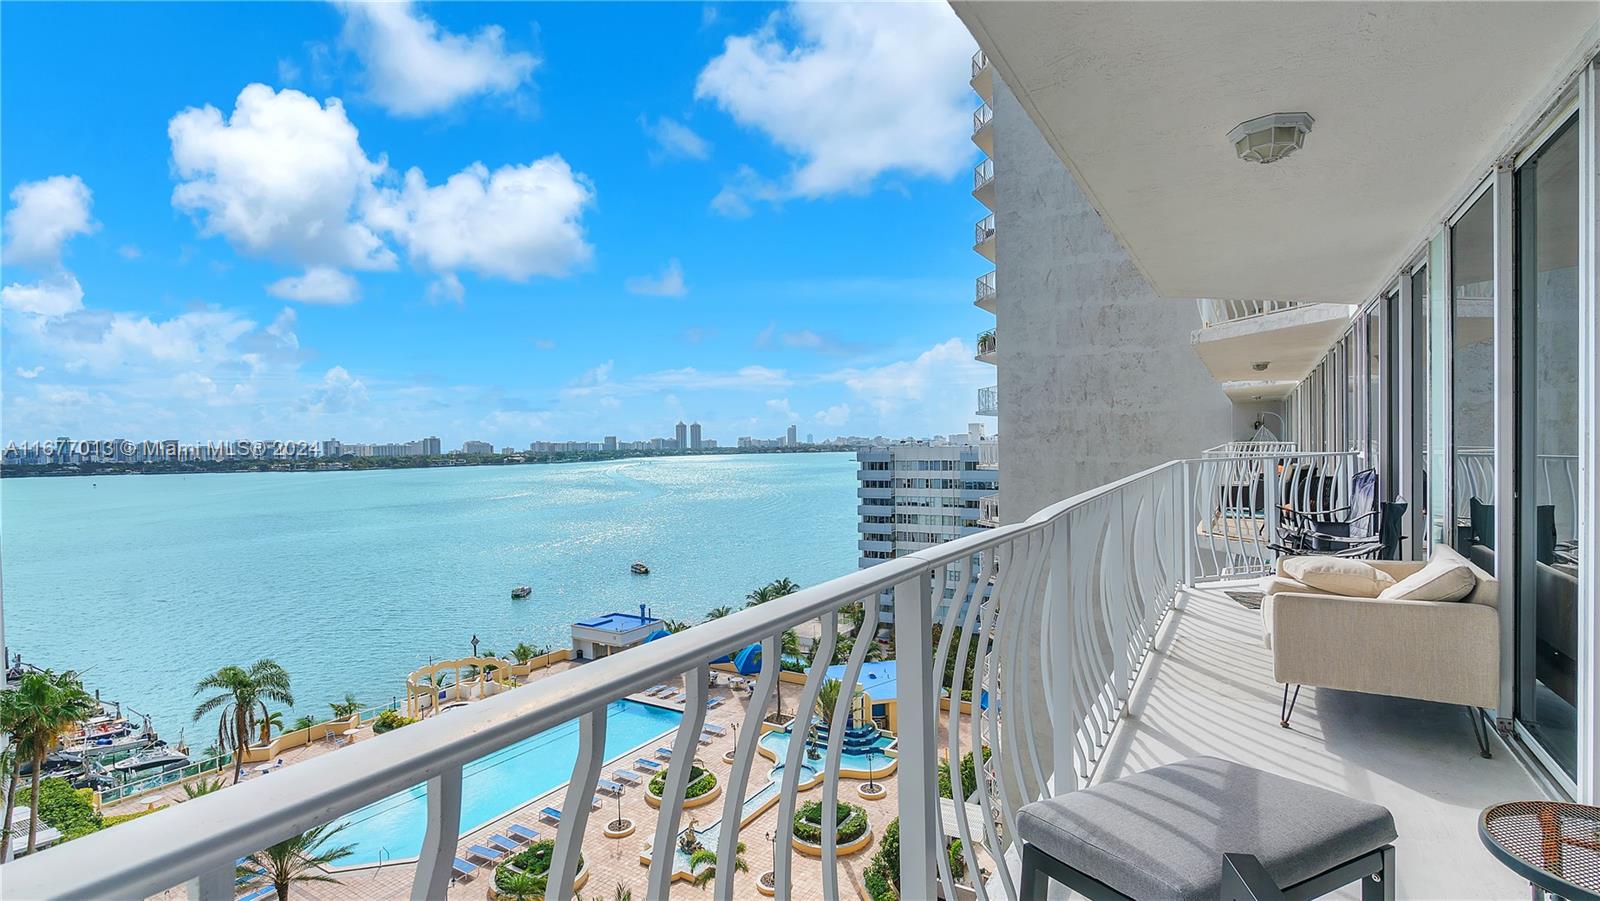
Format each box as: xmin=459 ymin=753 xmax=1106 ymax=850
xmin=462 ymin=440 xmax=494 ymax=455
xmin=604 ymin=436 xmax=618 ymax=451
xmin=689 ymin=422 xmax=702 ymax=450
xmin=675 ymin=421 xmax=688 ymax=449
xmin=786 ymin=425 xmax=798 ymax=447
xmin=806 ymin=433 xmax=814 ymax=445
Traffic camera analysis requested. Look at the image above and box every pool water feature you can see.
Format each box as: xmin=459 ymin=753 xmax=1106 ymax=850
xmin=335 ymin=699 xmax=681 ymax=866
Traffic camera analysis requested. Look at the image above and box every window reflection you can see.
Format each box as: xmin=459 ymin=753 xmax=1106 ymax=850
xmin=1450 ymin=190 xmax=1496 ymax=572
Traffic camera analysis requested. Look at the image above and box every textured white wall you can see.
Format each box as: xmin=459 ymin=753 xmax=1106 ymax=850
xmin=991 ymin=79 xmax=1232 ymax=522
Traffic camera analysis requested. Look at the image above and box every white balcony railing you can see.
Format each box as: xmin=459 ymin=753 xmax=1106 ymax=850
xmin=5 ymin=452 xmax=1358 ymax=901
xmin=976 ymin=270 xmax=996 ymax=307
xmin=974 ymin=158 xmax=994 ymax=192
xmin=1195 ymin=298 xmax=1309 ymax=328
xmin=971 ymin=49 xmax=989 ymax=80
xmin=977 ymin=385 xmax=998 ymax=416
xmin=977 ymin=440 xmax=999 ymax=469
xmin=1203 ymin=440 xmax=1298 ymax=457
xmin=1456 ymin=449 xmax=1580 ymax=542
xmin=974 ymin=214 xmax=995 ymax=248
xmin=973 ymin=103 xmax=993 ymax=136
xmin=976 ymin=328 xmax=997 ymax=357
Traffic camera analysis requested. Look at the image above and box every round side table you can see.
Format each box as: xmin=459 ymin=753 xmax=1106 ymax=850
xmin=1480 ymin=801 xmax=1600 ymax=901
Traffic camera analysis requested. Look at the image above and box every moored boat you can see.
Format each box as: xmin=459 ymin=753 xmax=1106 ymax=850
xmin=511 ymin=585 xmax=532 ymax=599
xmin=631 ymin=562 xmax=650 ymax=574
xmin=111 ymin=745 xmax=189 ymax=774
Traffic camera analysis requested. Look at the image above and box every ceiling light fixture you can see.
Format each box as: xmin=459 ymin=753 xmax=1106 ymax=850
xmin=1251 ymin=361 xmax=1271 ymax=372
xmin=1228 ymin=112 xmax=1314 ymax=164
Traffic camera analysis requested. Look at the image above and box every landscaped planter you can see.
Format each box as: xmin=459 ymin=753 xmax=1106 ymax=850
xmin=644 ymin=764 xmax=722 ymax=810
xmin=790 ymin=801 xmax=874 ymax=858
xmin=485 ymin=839 xmax=587 ymax=900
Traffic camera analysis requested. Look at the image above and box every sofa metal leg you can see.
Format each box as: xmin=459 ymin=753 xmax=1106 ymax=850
xmin=1362 ymin=845 xmax=1396 ymax=901
xmin=1468 ymin=706 xmax=1493 ymax=759
xmin=1280 ymin=684 xmax=1301 ymax=729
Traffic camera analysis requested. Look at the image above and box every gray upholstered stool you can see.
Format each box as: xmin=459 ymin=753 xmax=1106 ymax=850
xmin=1017 ymin=757 xmax=1397 ymax=901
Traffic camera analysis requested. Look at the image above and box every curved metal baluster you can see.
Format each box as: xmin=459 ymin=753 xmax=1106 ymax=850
xmin=773 ymin=614 xmax=837 ymax=898
xmin=945 ymin=548 xmax=994 ymax=901
xmin=928 ymin=558 xmax=976 ymax=899
xmin=967 ymin=543 xmax=1017 ymax=882
xmin=1014 ymin=526 xmax=1056 ymax=795
xmin=975 ymin=539 xmax=1019 ymax=852
xmin=647 ymin=664 xmax=710 ymax=899
xmin=714 ymin=635 xmax=780 ymax=901
xmin=821 ymin=595 xmax=880 ymax=901
xmin=550 ymin=710 xmax=606 ymax=900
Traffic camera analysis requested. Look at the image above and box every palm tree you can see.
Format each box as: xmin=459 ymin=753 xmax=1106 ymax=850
xmin=2 ymin=669 xmax=97 ymax=855
xmin=242 ymin=822 xmax=354 ymax=901
xmin=259 ymin=710 xmax=286 ymax=744
xmin=183 ymin=776 xmax=227 ymax=800
xmin=744 ymin=585 xmax=776 ymax=608
xmin=193 ymin=659 xmax=294 ymax=784
xmin=497 ymin=869 xmax=547 ymax=901
xmin=814 ymin=678 xmax=865 ymax=729
xmin=841 ymin=601 xmax=865 ymax=631
xmin=663 ymin=620 xmax=692 ymax=634
xmin=689 ymin=840 xmax=748 ymax=889
xmin=705 ymin=605 xmax=734 ymax=621
xmin=291 ymin=714 xmax=318 ymax=733
xmin=510 ymin=642 xmax=538 ymax=664
xmin=768 ymin=578 xmax=800 ymax=597
xmin=328 ymin=693 xmax=362 ymax=720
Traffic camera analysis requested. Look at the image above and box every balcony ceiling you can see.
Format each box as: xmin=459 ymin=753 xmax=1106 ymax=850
xmin=1192 ymin=304 xmax=1356 ymax=398
xmin=951 ymin=1 xmax=1599 ymax=304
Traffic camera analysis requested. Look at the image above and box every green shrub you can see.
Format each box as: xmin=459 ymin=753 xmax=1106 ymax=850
xmin=372 ymin=709 xmax=417 ymax=734
xmin=493 ymin=839 xmax=583 ymax=896
xmin=864 ymin=817 xmax=900 ymax=900
xmin=647 ymin=765 xmax=717 ymax=801
xmin=36 ymin=777 xmax=103 ymax=840
xmin=104 ymin=806 xmax=166 ymax=827
xmin=863 ymin=860 xmax=898 ymax=901
xmin=791 ymin=800 xmax=868 ymax=845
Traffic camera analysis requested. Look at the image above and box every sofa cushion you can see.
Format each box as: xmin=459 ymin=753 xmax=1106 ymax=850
xmin=1282 ymin=556 xmax=1396 ymax=598
xmin=1378 ymin=546 xmax=1478 ymax=602
xmin=1016 ymin=756 xmax=1397 ymax=901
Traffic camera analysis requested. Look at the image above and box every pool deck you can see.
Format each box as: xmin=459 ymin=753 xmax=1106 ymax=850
xmin=137 ymin=660 xmax=974 ymax=900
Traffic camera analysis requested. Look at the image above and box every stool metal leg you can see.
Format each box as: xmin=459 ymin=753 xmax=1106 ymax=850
xmin=1019 ymin=844 xmax=1048 ymax=901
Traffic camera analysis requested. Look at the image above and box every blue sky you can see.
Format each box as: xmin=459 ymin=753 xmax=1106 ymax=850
xmin=0 ymin=1 xmax=993 ymax=448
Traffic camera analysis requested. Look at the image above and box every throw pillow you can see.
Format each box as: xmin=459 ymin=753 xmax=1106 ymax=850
xmin=1281 ymin=556 xmax=1397 ymax=598
xmin=1378 ymin=548 xmax=1478 ymax=602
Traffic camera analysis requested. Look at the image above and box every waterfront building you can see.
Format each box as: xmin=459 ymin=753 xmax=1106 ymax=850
xmin=460 ymin=440 xmax=494 ymax=455
xmin=15 ymin=9 xmax=1600 ymax=901
xmin=603 ymin=436 xmax=618 ymax=451
xmin=674 ymin=421 xmax=688 ymax=451
xmin=856 ymin=425 xmax=999 ymax=630
xmin=688 ymin=422 xmax=702 ymax=450
xmin=786 ymin=424 xmax=798 ymax=447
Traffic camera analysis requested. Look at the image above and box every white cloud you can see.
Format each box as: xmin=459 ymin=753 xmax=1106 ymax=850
xmin=814 ymin=402 xmax=850 ymax=426
xmin=15 ymin=366 xmax=43 ymax=379
xmin=831 ymin=337 xmax=989 ymax=419
xmin=367 ymin=157 xmax=594 ymax=281
xmin=2 ymin=175 xmax=96 ymax=266
xmin=561 ymin=361 xmax=790 ymax=400
xmin=308 ymin=365 xmax=368 ymax=415
xmin=168 ymin=84 xmax=395 ymax=271
xmin=267 ymin=266 xmax=360 ymax=304
xmin=625 ymin=259 xmax=688 ymax=297
xmin=340 ymin=1 xmax=537 ymax=117
xmin=1 ymin=272 xmax=84 ymax=318
xmin=642 ymin=116 xmax=711 ymax=162
xmin=117 ymin=244 xmax=141 ymax=260
xmin=427 ymin=273 xmax=465 ymax=304
xmin=697 ymin=3 xmax=975 ymax=200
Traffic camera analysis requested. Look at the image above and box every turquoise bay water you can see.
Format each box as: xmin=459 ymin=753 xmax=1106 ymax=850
xmin=0 ymin=453 xmax=859 ymax=739
xmin=337 ymin=699 xmax=681 ymax=866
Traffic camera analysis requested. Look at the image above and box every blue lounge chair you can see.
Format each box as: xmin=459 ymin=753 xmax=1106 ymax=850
xmin=237 ymin=886 xmax=274 ymax=901
xmin=465 ymin=843 xmax=505 ymax=864
xmin=612 ymin=769 xmax=642 ymax=785
xmin=634 ymin=757 xmax=662 ymax=770
xmin=539 ymin=806 xmax=564 ymax=823
xmin=706 ymin=697 xmax=724 ymax=709
xmin=451 ymin=857 xmax=478 ymax=882
xmin=487 ymin=834 xmax=519 ymax=854
xmin=508 ymin=824 xmax=540 ymax=842
xmin=655 ymin=746 xmax=674 ymax=759
xmin=596 ymin=778 xmax=624 ymax=795
xmin=703 ymin=723 xmax=727 ymax=736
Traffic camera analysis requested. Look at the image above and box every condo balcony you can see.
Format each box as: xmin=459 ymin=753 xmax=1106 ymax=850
xmin=975 ymin=328 xmax=997 ymax=364
xmin=972 ymin=102 xmax=993 ymax=156
xmin=973 ymin=213 xmax=995 ymax=262
xmin=975 ymin=270 xmax=996 ymax=313
xmin=976 ymin=384 xmax=998 ymax=416
xmin=976 ymin=493 xmax=999 ymax=527
xmin=976 ymin=439 xmax=999 ymax=470
xmin=971 ymin=49 xmax=992 ymax=101
xmin=972 ymin=158 xmax=995 ymax=210
xmin=5 ymin=449 xmax=1543 ymax=901
xmin=1190 ymin=298 xmax=1356 ymax=402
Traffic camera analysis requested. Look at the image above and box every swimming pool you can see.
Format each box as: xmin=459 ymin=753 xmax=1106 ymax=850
xmin=335 ymin=699 xmax=681 ymax=866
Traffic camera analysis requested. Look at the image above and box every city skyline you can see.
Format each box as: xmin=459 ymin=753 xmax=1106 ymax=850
xmin=0 ymin=2 xmax=994 ymax=447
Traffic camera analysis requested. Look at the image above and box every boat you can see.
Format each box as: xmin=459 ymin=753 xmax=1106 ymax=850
xmin=111 ymin=745 xmax=190 ymax=774
xmin=81 ymin=732 xmax=155 ymax=759
xmin=631 ymin=562 xmax=650 ymax=575
xmin=511 ymin=585 xmax=532 ymax=599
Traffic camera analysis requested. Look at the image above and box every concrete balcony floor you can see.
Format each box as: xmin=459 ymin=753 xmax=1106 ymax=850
xmin=1093 ymin=582 xmax=1548 ymax=899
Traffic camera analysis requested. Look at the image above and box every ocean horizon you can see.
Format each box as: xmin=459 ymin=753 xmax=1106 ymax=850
xmin=0 ymin=452 xmax=859 ymax=740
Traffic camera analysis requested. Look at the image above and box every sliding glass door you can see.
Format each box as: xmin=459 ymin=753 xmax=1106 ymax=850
xmin=1450 ymin=189 xmax=1497 ymax=571
xmin=1514 ymin=116 xmax=1580 ymax=780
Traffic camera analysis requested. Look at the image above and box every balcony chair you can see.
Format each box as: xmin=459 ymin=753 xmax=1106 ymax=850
xmin=1270 ymin=469 xmax=1406 ymax=560
xmin=1263 ymin=545 xmax=1499 ymax=757
xmin=1017 ymin=756 xmax=1396 ymax=901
